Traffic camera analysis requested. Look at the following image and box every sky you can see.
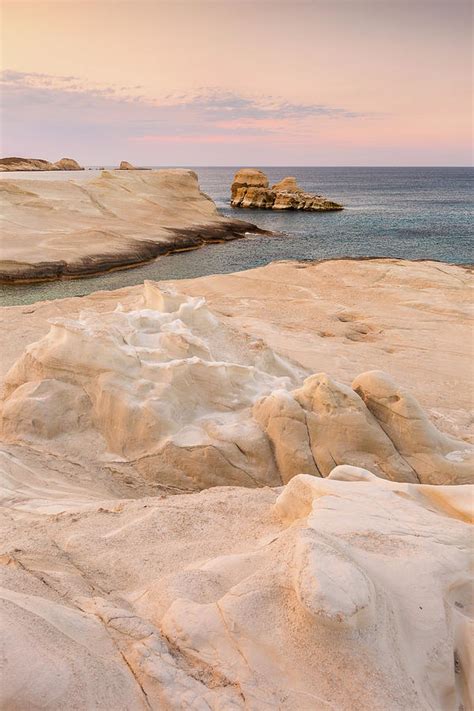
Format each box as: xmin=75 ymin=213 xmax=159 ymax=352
xmin=0 ymin=0 xmax=472 ymax=166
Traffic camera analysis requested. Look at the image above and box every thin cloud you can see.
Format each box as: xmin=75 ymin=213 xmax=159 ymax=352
xmin=0 ymin=69 xmax=374 ymax=154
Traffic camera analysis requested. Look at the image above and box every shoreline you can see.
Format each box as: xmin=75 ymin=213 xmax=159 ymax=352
xmin=1 ymin=255 xmax=471 ymax=305
xmin=0 ymin=221 xmax=270 ymax=286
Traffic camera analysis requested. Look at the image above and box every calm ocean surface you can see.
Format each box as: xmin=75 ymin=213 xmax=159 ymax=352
xmin=1 ymin=166 xmax=473 ymax=306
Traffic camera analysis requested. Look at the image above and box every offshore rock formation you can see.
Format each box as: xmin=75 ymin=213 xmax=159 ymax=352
xmin=0 ymin=169 xmax=267 ymax=283
xmin=1 ymin=283 xmax=472 ymax=488
xmin=53 ymin=158 xmax=83 ymax=171
xmin=0 ymin=466 xmax=472 ymax=710
xmin=0 ymin=156 xmax=83 ymax=171
xmin=119 ymin=160 xmax=136 ymax=169
xmin=231 ymin=168 xmax=343 ymax=211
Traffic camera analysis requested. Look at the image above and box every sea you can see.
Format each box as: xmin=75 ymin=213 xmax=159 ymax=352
xmin=1 ymin=166 xmax=473 ymax=306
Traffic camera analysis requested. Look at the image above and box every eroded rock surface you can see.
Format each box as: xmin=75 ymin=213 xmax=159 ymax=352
xmin=0 ymin=169 xmax=266 ymax=283
xmin=1 ymin=282 xmax=471 ymax=488
xmin=0 ymin=261 xmax=473 ymax=709
xmin=231 ymin=168 xmax=343 ymax=211
xmin=0 ymin=467 xmax=472 ymax=710
xmin=119 ymin=160 xmax=136 ymax=170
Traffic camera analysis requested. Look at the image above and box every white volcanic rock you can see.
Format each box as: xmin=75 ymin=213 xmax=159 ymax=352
xmin=0 ymin=169 xmax=264 ymax=282
xmin=0 ymin=282 xmax=302 ymax=489
xmin=0 ymin=262 xmax=473 ymax=709
xmin=230 ymin=168 xmax=343 ymax=211
xmin=293 ymin=373 xmax=418 ymax=481
xmin=253 ymin=389 xmax=320 ymax=482
xmin=0 ymin=467 xmax=472 ymax=710
xmin=353 ymin=370 xmax=474 ymax=484
xmin=1 ymin=282 xmax=471 ymax=489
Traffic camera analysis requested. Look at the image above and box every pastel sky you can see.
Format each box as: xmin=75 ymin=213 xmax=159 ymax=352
xmin=1 ymin=0 xmax=472 ymax=165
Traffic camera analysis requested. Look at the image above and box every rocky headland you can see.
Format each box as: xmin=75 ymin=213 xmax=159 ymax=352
xmin=0 ymin=258 xmax=472 ymax=709
xmin=0 ymin=156 xmax=84 ymax=171
xmin=0 ymin=169 xmax=267 ymax=283
xmin=231 ymin=168 xmax=343 ymax=210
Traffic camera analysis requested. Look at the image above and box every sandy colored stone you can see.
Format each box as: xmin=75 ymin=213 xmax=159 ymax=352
xmin=119 ymin=160 xmax=136 ymax=170
xmin=0 ymin=258 xmax=473 ymax=709
xmin=0 ymin=466 xmax=472 ymax=710
xmin=53 ymin=157 xmax=83 ymax=170
xmin=231 ymin=168 xmax=343 ymax=210
xmin=1 ymin=274 xmax=471 ymax=489
xmin=0 ymin=169 xmax=265 ymax=283
xmin=293 ymin=373 xmax=418 ymax=481
xmin=173 ymin=259 xmax=473 ymax=442
xmin=353 ymin=370 xmax=473 ymax=484
xmin=230 ymin=167 xmax=269 ymax=201
xmin=0 ymin=156 xmax=83 ymax=171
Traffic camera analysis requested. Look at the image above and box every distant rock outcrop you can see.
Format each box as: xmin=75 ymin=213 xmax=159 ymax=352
xmin=119 ymin=161 xmax=136 ymax=170
xmin=231 ymin=168 xmax=343 ymax=211
xmin=0 ymin=156 xmax=83 ymax=171
xmin=53 ymin=157 xmax=83 ymax=170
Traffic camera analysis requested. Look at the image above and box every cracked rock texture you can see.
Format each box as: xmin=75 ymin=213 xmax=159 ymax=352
xmin=230 ymin=168 xmax=343 ymax=210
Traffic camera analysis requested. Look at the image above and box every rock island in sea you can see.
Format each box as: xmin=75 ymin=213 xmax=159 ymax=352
xmin=231 ymin=167 xmax=344 ymax=210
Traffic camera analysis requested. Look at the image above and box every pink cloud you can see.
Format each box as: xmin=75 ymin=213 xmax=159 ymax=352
xmin=129 ymin=134 xmax=278 ymax=144
xmin=214 ymin=118 xmax=294 ymax=131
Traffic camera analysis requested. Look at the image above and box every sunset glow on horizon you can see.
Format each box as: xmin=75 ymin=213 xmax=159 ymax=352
xmin=1 ymin=0 xmax=472 ymax=166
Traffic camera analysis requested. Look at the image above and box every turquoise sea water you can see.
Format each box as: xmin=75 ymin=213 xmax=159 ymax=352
xmin=1 ymin=166 xmax=473 ymax=306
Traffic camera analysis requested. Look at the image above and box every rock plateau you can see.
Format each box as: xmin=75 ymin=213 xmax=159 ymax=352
xmin=231 ymin=168 xmax=343 ymax=211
